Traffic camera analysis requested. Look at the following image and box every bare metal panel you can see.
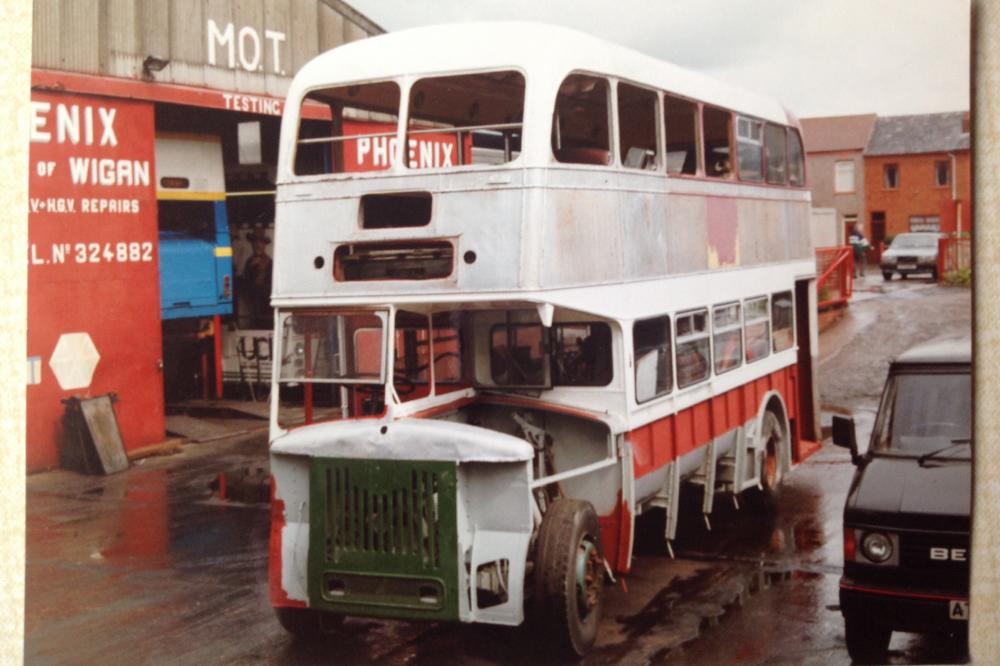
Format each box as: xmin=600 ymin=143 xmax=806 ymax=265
xmin=32 ymin=0 xmax=61 ymax=69
xmin=344 ymin=19 xmax=366 ymax=44
xmin=61 ymin=0 xmax=101 ymax=73
xmin=105 ymin=0 xmax=140 ymax=77
xmin=289 ymin=0 xmax=318 ymax=76
xmin=318 ymin=3 xmax=345 ymax=53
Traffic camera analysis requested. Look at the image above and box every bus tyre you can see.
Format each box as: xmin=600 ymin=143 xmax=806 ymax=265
xmin=533 ymin=499 xmax=605 ymax=658
xmin=760 ymin=410 xmax=785 ymax=493
xmin=844 ymin=614 xmax=891 ymax=663
xmin=275 ymin=606 xmax=342 ymax=639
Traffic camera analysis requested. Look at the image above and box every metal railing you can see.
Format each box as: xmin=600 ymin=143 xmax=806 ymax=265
xmin=938 ymin=237 xmax=972 ymax=278
xmin=816 ymin=246 xmax=853 ymax=310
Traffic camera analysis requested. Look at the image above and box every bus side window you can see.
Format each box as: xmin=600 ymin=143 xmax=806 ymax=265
xmin=736 ymin=115 xmax=763 ymax=181
xmin=617 ymin=83 xmax=659 ymax=170
xmin=771 ymin=291 xmax=795 ymax=352
xmin=665 ymin=95 xmax=699 ymax=175
xmin=712 ymin=302 xmax=743 ymax=374
xmin=787 ymin=128 xmax=806 ymax=186
xmin=703 ymin=106 xmax=733 ymax=178
xmin=744 ymin=296 xmax=770 ymax=363
xmin=765 ymin=123 xmax=788 ymax=185
xmin=676 ymin=309 xmax=710 ymax=388
xmin=552 ymin=323 xmax=613 ymax=386
xmin=552 ymin=74 xmax=611 ymax=165
xmin=633 ymin=315 xmax=672 ymax=403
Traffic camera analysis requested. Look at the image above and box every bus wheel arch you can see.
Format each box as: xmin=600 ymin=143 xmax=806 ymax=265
xmin=754 ymin=391 xmax=791 ymax=494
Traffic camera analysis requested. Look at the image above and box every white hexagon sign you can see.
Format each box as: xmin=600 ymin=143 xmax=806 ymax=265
xmin=49 ymin=332 xmax=101 ymax=390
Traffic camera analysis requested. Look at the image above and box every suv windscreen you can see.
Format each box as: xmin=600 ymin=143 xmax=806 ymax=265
xmin=872 ymin=371 xmax=971 ymax=456
xmin=891 ymin=234 xmax=938 ymax=249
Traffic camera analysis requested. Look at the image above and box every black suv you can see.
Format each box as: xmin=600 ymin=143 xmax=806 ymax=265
xmin=832 ymin=336 xmax=971 ymax=662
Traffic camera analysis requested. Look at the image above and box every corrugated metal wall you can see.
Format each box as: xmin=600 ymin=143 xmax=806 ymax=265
xmin=32 ymin=0 xmax=383 ymax=96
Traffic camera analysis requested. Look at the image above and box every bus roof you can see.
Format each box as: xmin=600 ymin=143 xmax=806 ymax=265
xmin=290 ymin=21 xmax=794 ymax=127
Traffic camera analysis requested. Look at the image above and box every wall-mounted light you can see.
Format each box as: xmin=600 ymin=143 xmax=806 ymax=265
xmin=142 ymin=55 xmax=170 ymax=78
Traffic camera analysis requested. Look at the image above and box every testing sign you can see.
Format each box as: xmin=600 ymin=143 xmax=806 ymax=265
xmin=27 ymin=91 xmax=164 ymax=471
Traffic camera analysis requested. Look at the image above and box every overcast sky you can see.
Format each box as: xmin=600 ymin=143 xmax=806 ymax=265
xmin=347 ymin=0 xmax=970 ymax=118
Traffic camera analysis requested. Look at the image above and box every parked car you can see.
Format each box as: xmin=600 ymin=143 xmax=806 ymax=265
xmin=832 ymin=336 xmax=970 ymax=663
xmin=879 ymin=232 xmax=944 ymax=281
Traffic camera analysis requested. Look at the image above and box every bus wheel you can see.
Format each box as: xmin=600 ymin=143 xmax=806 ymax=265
xmin=758 ymin=410 xmax=785 ymax=496
xmin=533 ymin=499 xmax=605 ymax=658
xmin=844 ymin=614 xmax=891 ymax=663
xmin=275 ymin=606 xmax=342 ymax=639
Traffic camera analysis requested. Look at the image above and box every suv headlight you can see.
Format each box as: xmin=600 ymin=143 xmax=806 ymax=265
xmin=861 ymin=531 xmax=894 ymax=563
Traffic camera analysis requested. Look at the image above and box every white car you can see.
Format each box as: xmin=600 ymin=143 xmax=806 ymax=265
xmin=880 ymin=232 xmax=944 ymax=281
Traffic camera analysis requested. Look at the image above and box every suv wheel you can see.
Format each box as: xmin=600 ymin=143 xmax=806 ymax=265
xmin=882 ymin=271 xmax=892 ymax=281
xmin=844 ymin=614 xmax=891 ymax=663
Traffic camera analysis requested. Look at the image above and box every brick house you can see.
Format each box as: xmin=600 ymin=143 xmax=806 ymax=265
xmin=863 ymin=112 xmax=971 ymax=244
xmin=800 ymin=114 xmax=877 ymax=242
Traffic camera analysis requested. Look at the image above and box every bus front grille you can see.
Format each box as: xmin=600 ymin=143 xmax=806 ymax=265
xmin=322 ymin=464 xmax=444 ymax=567
xmin=307 ymin=458 xmax=459 ymax=618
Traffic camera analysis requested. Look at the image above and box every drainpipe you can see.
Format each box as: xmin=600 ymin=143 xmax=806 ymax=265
xmin=949 ymin=152 xmax=960 ymax=236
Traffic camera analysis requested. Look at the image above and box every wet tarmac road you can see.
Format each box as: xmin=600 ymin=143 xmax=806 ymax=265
xmin=25 ymin=272 xmax=971 ymax=665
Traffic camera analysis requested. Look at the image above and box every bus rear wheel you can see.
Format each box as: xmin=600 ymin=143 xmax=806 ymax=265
xmin=533 ymin=499 xmax=605 ymax=658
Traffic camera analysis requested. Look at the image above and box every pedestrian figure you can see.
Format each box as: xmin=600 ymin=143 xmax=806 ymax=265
xmin=848 ymin=223 xmax=870 ymax=278
xmin=243 ymin=224 xmax=273 ymax=322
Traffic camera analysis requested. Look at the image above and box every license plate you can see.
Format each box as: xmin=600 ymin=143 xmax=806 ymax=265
xmin=949 ymin=600 xmax=969 ymax=620
xmin=899 ymin=263 xmax=917 ymax=270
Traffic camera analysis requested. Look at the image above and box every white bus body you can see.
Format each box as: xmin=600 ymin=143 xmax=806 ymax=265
xmin=268 ymin=22 xmax=817 ymax=656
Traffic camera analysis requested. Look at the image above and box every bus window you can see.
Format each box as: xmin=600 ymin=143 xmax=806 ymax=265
xmin=665 ymin=95 xmax=699 ymax=175
xmin=294 ymin=81 xmax=400 ymax=175
xmin=432 ymin=312 xmax=464 ymax=392
xmin=703 ymin=106 xmax=733 ymax=178
xmin=490 ymin=323 xmax=547 ymax=386
xmin=787 ymin=129 xmax=805 ymax=186
xmin=676 ymin=309 xmax=710 ymax=388
xmin=713 ymin=303 xmax=743 ymax=374
xmin=617 ymin=83 xmax=659 ymax=170
xmin=633 ymin=315 xmax=672 ymax=403
xmin=765 ymin=123 xmax=788 ymax=185
xmin=278 ymin=311 xmax=385 ymax=382
xmin=394 ymin=310 xmax=431 ymax=401
xmin=407 ymin=71 xmax=525 ymax=168
xmin=771 ymin=291 xmax=795 ymax=351
xmin=552 ymin=74 xmax=611 ymax=165
xmin=744 ymin=296 xmax=770 ymax=363
xmin=552 ymin=323 xmax=612 ymax=386
xmin=736 ymin=116 xmax=763 ymax=181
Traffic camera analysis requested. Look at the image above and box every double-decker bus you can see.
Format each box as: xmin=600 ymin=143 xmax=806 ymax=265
xmin=268 ymin=22 xmax=818 ymax=656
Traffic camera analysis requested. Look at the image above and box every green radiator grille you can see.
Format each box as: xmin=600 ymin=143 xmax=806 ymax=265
xmin=308 ymin=458 xmax=458 ymax=619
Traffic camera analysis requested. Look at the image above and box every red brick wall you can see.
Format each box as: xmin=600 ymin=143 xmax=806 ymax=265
xmin=864 ymin=151 xmax=971 ymax=238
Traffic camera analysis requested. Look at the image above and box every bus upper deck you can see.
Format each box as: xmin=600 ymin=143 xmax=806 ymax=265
xmin=273 ymin=22 xmax=812 ymax=303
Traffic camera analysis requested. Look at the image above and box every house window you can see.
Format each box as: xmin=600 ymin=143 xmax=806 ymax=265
xmin=883 ymin=163 xmax=899 ymax=189
xmin=909 ymin=216 xmax=941 ymax=232
xmin=834 ymin=161 xmax=855 ymax=193
xmin=935 ymin=160 xmax=950 ymax=187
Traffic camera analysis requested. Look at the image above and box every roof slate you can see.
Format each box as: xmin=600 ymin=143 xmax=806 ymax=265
xmin=799 ymin=114 xmax=877 ymax=153
xmin=864 ymin=112 xmax=970 ymax=156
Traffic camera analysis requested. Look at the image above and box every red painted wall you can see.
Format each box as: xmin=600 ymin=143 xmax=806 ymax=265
xmin=27 ymin=91 xmax=164 ymax=471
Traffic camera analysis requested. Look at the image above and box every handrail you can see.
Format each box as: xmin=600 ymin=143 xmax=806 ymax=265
xmin=816 ymin=245 xmax=853 ymax=310
xmin=297 ymin=121 xmax=524 ymax=145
